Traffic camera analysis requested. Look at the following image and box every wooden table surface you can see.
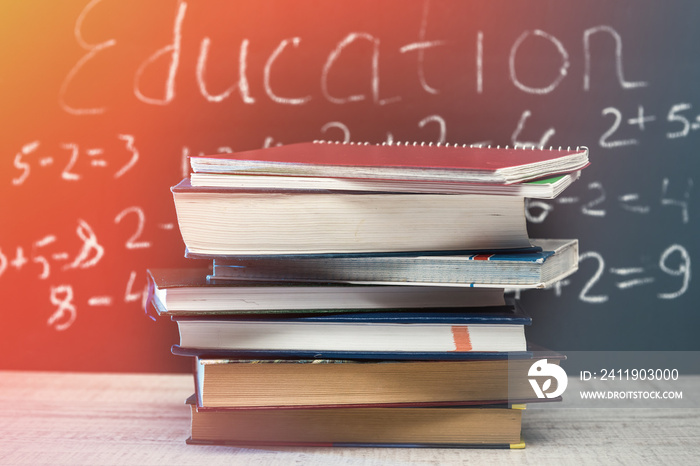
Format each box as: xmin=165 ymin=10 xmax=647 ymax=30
xmin=1 ymin=371 xmax=698 ymax=465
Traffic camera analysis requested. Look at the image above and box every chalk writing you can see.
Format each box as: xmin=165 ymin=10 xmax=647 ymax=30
xmin=65 ymin=220 xmax=104 ymax=270
xmin=667 ymin=103 xmax=693 ymax=139
xmin=12 ymin=141 xmax=40 ymax=185
xmin=510 ymin=30 xmax=569 ymax=95
xmin=418 ymin=115 xmax=446 ymax=144
xmin=628 ymin=105 xmax=656 ymax=131
xmin=10 ymin=135 xmax=140 ymax=185
xmin=196 ymin=38 xmax=256 ymax=104
xmin=114 ymin=207 xmax=152 ymax=250
xmin=264 ymin=37 xmax=312 ymax=105
xmin=599 ymin=103 xmax=700 ymax=148
xmin=321 ymin=122 xmax=351 ymax=143
xmin=661 ymin=178 xmax=693 ymax=224
xmin=600 ymin=107 xmax=638 ymax=148
xmin=0 ymin=249 xmax=6 ymax=278
xmin=32 ymin=235 xmax=57 ymax=280
xmin=58 ymin=0 xmax=116 ymax=115
xmin=43 ymin=270 xmax=150 ymax=331
xmin=579 ymin=252 xmax=608 ymax=304
xmin=56 ymin=2 xmax=647 ymax=110
xmin=133 ymin=0 xmax=186 ymax=105
xmin=526 ymin=178 xmax=693 ymax=223
xmin=573 ymin=244 xmax=691 ymax=304
xmin=399 ymin=0 xmax=447 ymax=95
xmin=512 ymin=110 xmax=556 ymax=148
xmin=47 ymin=285 xmax=77 ymax=331
xmin=658 ymin=245 xmax=691 ymax=299
xmin=583 ymin=25 xmax=648 ymax=91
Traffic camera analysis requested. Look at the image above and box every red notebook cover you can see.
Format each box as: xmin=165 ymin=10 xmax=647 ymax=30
xmin=190 ymin=141 xmax=589 ymax=184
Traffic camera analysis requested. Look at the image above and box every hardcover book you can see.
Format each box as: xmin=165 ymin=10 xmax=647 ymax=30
xmin=186 ymin=394 xmax=527 ymax=448
xmin=146 ymin=268 xmax=507 ymax=316
xmin=171 ymin=306 xmax=530 ymax=354
xmin=192 ymin=351 xmax=563 ymax=409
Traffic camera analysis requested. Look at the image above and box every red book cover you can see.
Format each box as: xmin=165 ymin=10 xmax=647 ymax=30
xmin=190 ymin=141 xmax=589 ymax=184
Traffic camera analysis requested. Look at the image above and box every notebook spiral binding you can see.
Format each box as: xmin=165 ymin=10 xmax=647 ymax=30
xmin=312 ymin=139 xmax=586 ymax=152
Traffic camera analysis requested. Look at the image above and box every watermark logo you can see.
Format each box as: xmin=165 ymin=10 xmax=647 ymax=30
xmin=528 ymin=359 xmax=568 ymax=399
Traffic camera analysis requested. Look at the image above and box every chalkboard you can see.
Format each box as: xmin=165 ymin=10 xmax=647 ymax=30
xmin=2 ymin=0 xmax=698 ymax=372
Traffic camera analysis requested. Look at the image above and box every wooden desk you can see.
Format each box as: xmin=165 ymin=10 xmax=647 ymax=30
xmin=1 ymin=371 xmax=698 ymax=465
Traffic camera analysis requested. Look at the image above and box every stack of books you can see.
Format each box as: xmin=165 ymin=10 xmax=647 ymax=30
xmin=148 ymin=140 xmax=588 ymax=448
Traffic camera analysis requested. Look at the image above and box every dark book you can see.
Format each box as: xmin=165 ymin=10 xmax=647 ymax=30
xmin=185 ymin=395 xmax=527 ymax=448
xmin=189 ymin=140 xmax=588 ymax=185
xmin=172 ymin=345 xmax=532 ymax=361
xmin=146 ymin=268 xmax=507 ymax=317
xmin=171 ymin=305 xmax=530 ymax=355
xmin=171 ymin=178 xmax=532 ymax=256
xmin=206 ymin=238 xmax=578 ymax=288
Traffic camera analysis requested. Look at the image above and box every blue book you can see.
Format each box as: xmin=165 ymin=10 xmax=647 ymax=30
xmin=170 ymin=300 xmax=530 ymax=359
xmin=205 ymin=239 xmax=578 ymax=288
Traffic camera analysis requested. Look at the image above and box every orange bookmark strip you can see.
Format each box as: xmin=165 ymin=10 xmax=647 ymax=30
xmin=451 ymin=326 xmax=472 ymax=351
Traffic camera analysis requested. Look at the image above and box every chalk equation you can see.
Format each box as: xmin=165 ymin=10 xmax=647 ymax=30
xmin=46 ymin=271 xmax=148 ymax=332
xmin=0 ymin=207 xmax=173 ymax=280
xmin=527 ymin=177 xmax=693 ymax=223
xmin=600 ymin=103 xmax=700 ymax=148
xmin=0 ymin=207 xmax=177 ymax=331
xmin=11 ymin=134 xmax=139 ymax=186
xmin=173 ymin=99 xmax=700 ymax=170
xmin=511 ymin=243 xmax=691 ymax=304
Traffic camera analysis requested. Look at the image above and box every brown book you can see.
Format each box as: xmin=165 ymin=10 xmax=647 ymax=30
xmin=193 ymin=356 xmax=561 ymax=409
xmin=187 ymin=399 xmax=526 ymax=448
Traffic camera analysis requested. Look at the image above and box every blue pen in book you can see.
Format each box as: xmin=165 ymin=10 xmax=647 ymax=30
xmin=206 ymin=238 xmax=579 ymax=288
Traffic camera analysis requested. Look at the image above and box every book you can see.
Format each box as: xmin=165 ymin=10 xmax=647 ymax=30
xmin=171 ymin=307 xmax=530 ymax=354
xmin=172 ymin=344 xmax=532 ymax=361
xmin=189 ymin=140 xmax=589 ymax=185
xmin=192 ymin=353 xmax=563 ymax=409
xmin=207 ymin=238 xmax=578 ymax=288
xmin=146 ymin=268 xmax=507 ymax=316
xmin=171 ymin=178 xmax=531 ymax=255
xmin=190 ymin=171 xmax=581 ymax=199
xmin=186 ymin=398 xmax=526 ymax=448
